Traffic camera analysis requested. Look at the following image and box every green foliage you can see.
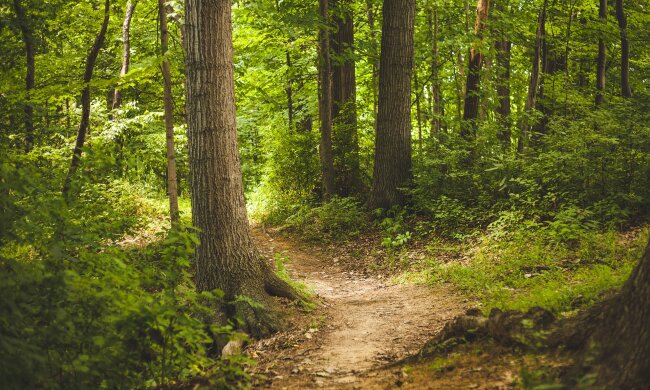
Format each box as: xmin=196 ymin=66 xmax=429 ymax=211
xmin=282 ymin=197 xmax=367 ymax=241
xmin=427 ymin=226 xmax=648 ymax=314
xmin=0 ymin=226 xmax=249 ymax=389
xmin=274 ymin=254 xmax=315 ymax=309
xmin=374 ymin=208 xmax=413 ymax=248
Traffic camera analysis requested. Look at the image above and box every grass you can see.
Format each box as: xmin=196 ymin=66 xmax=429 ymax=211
xmin=424 ymin=226 xmax=648 ymax=315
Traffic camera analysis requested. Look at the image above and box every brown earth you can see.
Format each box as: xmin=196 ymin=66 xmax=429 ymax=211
xmin=246 ymin=228 xmax=571 ymax=389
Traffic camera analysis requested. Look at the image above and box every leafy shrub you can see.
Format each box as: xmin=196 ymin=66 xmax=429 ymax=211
xmin=284 ymin=197 xmax=366 ymax=241
xmin=373 ymin=208 xmax=413 ymax=248
xmin=0 ymin=227 xmax=250 ymax=389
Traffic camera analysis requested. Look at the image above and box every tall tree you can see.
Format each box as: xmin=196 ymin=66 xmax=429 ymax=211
xmin=365 ymin=0 xmax=379 ymax=120
xmin=518 ymin=0 xmax=547 ymax=154
xmin=461 ymin=0 xmax=490 ymax=140
xmin=595 ymin=0 xmax=607 ymax=105
xmin=62 ymin=0 xmax=110 ymax=198
xmin=331 ymin=0 xmax=361 ymax=196
xmin=615 ymin=0 xmax=631 ymax=98
xmin=183 ymin=0 xmax=298 ymax=337
xmin=428 ymin=6 xmax=442 ymax=135
xmin=494 ymin=0 xmax=511 ymax=149
xmin=13 ymin=0 xmax=34 ymax=153
xmin=158 ymin=0 xmax=179 ymax=226
xmin=319 ymin=0 xmax=336 ymax=199
xmin=112 ymin=0 xmax=136 ymax=110
xmin=369 ymin=0 xmax=415 ymax=209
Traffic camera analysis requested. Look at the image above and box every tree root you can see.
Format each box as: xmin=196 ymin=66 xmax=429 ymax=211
xmin=418 ymin=306 xmax=558 ymax=358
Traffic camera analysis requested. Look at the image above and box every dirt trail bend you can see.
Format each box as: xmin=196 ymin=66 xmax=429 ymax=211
xmin=251 ymin=229 xmax=464 ymax=389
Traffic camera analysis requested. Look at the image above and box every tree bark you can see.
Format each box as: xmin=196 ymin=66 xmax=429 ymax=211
xmin=62 ymin=0 xmax=110 ymax=198
xmin=369 ymin=0 xmax=415 ymax=210
xmin=184 ymin=0 xmax=298 ymax=338
xmin=494 ymin=0 xmax=511 ymax=149
xmin=414 ymin=64 xmax=423 ymax=152
xmin=590 ymin=237 xmax=650 ymax=387
xmin=319 ymin=0 xmax=336 ymax=199
xmin=331 ymin=0 xmax=361 ymax=196
xmin=113 ymin=0 xmax=136 ymax=110
xmin=595 ymin=0 xmax=607 ymax=106
xmin=428 ymin=7 xmax=442 ymax=136
xmin=517 ymin=0 xmax=547 ymax=154
xmin=285 ymin=50 xmax=294 ymax=130
xmin=158 ymin=0 xmax=179 ymax=226
xmin=461 ymin=0 xmax=490 ymax=141
xmin=13 ymin=0 xmax=35 ymax=153
xmin=615 ymin=0 xmax=631 ymax=98
xmin=366 ymin=0 xmax=379 ymax=121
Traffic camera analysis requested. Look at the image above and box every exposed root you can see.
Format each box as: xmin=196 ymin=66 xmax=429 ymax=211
xmin=418 ymin=306 xmax=557 ymax=358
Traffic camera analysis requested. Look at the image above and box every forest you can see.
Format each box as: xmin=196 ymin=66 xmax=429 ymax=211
xmin=1 ymin=0 xmax=649 ymax=388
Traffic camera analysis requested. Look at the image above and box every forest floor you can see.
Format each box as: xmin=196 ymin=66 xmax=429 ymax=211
xmin=246 ymin=228 xmax=557 ymax=389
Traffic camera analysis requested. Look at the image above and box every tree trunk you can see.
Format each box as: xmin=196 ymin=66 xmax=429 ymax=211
xmin=318 ymin=0 xmax=336 ymax=199
xmin=331 ymin=0 xmax=361 ymax=196
xmin=414 ymin=64 xmax=423 ymax=152
xmin=590 ymin=237 xmax=650 ymax=387
xmin=158 ymin=0 xmax=179 ymax=226
xmin=62 ymin=0 xmax=110 ymax=198
xmin=517 ymin=0 xmax=547 ymax=154
xmin=369 ymin=0 xmax=415 ymax=210
xmin=461 ymin=0 xmax=490 ymax=141
xmin=183 ymin=0 xmax=298 ymax=338
xmin=615 ymin=0 xmax=631 ymax=98
xmin=366 ymin=0 xmax=379 ymax=121
xmin=494 ymin=0 xmax=511 ymax=149
xmin=112 ymin=0 xmax=136 ymax=110
xmin=595 ymin=0 xmax=607 ymax=106
xmin=13 ymin=0 xmax=35 ymax=153
xmin=428 ymin=7 xmax=442 ymax=135
xmin=285 ymin=50 xmax=294 ymax=130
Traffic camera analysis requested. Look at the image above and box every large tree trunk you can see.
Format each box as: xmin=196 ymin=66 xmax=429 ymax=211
xmin=494 ymin=0 xmax=511 ymax=149
xmin=318 ymin=0 xmax=336 ymax=199
xmin=461 ymin=0 xmax=490 ymax=141
xmin=158 ymin=0 xmax=179 ymax=226
xmin=615 ymin=0 xmax=631 ymax=98
xmin=517 ymin=0 xmax=547 ymax=154
xmin=595 ymin=0 xmax=607 ymax=106
xmin=184 ymin=0 xmax=298 ymax=338
xmin=62 ymin=0 xmax=110 ymax=198
xmin=369 ymin=0 xmax=415 ymax=210
xmin=331 ymin=0 xmax=361 ymax=196
xmin=590 ymin=237 xmax=650 ymax=387
xmin=13 ymin=0 xmax=35 ymax=153
xmin=112 ymin=0 xmax=136 ymax=110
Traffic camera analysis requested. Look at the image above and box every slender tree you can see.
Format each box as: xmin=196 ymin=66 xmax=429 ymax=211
xmin=319 ymin=0 xmax=336 ymax=199
xmin=62 ymin=0 xmax=110 ymax=198
xmin=365 ymin=0 xmax=379 ymax=120
xmin=112 ymin=0 xmax=136 ymax=110
xmin=158 ymin=0 xmax=179 ymax=226
xmin=494 ymin=0 xmax=511 ymax=149
xmin=461 ymin=0 xmax=490 ymax=140
xmin=428 ymin=7 xmax=442 ymax=135
xmin=13 ymin=0 xmax=34 ymax=153
xmin=596 ymin=0 xmax=607 ymax=105
xmin=518 ymin=0 xmax=547 ymax=154
xmin=369 ymin=0 xmax=415 ymax=209
xmin=183 ymin=0 xmax=298 ymax=337
xmin=615 ymin=0 xmax=631 ymax=98
xmin=331 ymin=0 xmax=361 ymax=196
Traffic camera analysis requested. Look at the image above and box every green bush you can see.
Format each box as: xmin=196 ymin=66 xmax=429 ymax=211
xmin=0 ymin=227 xmax=250 ymax=389
xmin=284 ymin=197 xmax=367 ymax=241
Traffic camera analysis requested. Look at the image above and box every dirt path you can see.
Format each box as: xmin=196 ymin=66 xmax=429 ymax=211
xmin=250 ymin=229 xmax=465 ymax=389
